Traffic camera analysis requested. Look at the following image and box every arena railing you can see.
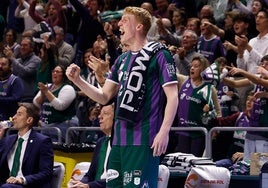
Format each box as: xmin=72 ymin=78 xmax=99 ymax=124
xmin=206 ymin=127 xmax=268 ymax=159
xmin=6 ymin=126 xmax=62 ymax=143
xmin=65 ymin=126 xmax=209 ymax=152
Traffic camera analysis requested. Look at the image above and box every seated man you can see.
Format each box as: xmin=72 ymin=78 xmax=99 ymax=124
xmin=0 ymin=56 xmax=24 ymax=121
xmin=0 ymin=103 xmax=54 ymax=188
xmin=68 ymin=104 xmax=114 ymax=188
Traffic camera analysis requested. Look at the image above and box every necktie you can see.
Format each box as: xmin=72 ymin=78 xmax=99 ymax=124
xmin=10 ymin=137 xmax=24 ymax=177
xmin=95 ymin=136 xmax=110 ymax=180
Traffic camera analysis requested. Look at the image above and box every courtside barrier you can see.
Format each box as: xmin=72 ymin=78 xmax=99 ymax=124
xmin=6 ymin=126 xmax=62 ymax=143
xmin=206 ymin=127 xmax=268 ymax=159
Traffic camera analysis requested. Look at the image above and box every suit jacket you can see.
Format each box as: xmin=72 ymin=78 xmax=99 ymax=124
xmin=81 ymin=136 xmax=109 ymax=188
xmin=0 ymin=130 xmax=54 ymax=188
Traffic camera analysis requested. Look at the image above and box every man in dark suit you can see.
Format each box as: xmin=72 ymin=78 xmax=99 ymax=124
xmin=68 ymin=104 xmax=114 ymax=188
xmin=0 ymin=102 xmax=54 ymax=188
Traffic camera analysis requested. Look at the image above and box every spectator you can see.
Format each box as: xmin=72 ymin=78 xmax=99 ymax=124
xmin=211 ymin=57 xmax=240 ymax=161
xmin=58 ymin=0 xmax=80 ymax=45
xmin=197 ymin=17 xmax=226 ymax=64
xmin=158 ymin=8 xmax=187 ymax=46
xmin=15 ymin=0 xmax=44 ymax=31
xmin=0 ymin=56 xmax=24 ymax=121
xmin=29 ymin=0 xmax=67 ymax=33
xmin=223 ymin=55 xmax=268 ymax=161
xmin=69 ymin=0 xmax=105 ymax=66
xmin=79 ymin=102 xmax=103 ymax=144
xmin=6 ymin=0 xmax=25 ymax=34
xmin=53 ymin=25 xmax=74 ymax=67
xmin=223 ymin=12 xmax=254 ymax=67
xmin=92 ymin=35 xmax=107 ymax=60
xmin=66 ymin=6 xmax=178 ymax=187
xmin=35 ymin=31 xmax=58 ymax=89
xmin=174 ymin=30 xmax=200 ymax=75
xmin=235 ymin=9 xmax=268 ymax=110
xmin=0 ymin=102 xmax=54 ymax=187
xmin=154 ymin=0 xmax=170 ymax=18
xmin=3 ymin=36 xmax=41 ymax=102
xmin=103 ymin=22 xmax=121 ymax=67
xmin=235 ymin=9 xmax=268 ymax=74
xmin=33 ymin=65 xmax=77 ymax=142
xmin=186 ymin=17 xmax=201 ymax=36
xmin=141 ymin=2 xmax=161 ymax=42
xmin=0 ymin=14 xmax=5 ymax=42
xmin=216 ymin=57 xmax=239 ymax=117
xmin=1 ymin=29 xmax=21 ymax=58
xmin=68 ymin=104 xmax=114 ymax=188
xmin=212 ymin=92 xmax=255 ymax=167
xmin=199 ymin=4 xmax=214 ymax=20
xmin=76 ymin=49 xmax=102 ymax=127
xmin=175 ymin=56 xmax=221 ymax=157
xmin=233 ymin=0 xmax=265 ymax=36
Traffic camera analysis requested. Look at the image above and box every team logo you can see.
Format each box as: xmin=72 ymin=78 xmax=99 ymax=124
xmin=107 ymin=169 xmax=119 ymax=181
xmin=180 ymin=93 xmax=186 ymax=100
xmin=123 ymin=171 xmax=133 ymax=186
xmin=185 ymin=174 xmax=198 ymax=188
xmin=134 ymin=177 xmax=140 ymax=185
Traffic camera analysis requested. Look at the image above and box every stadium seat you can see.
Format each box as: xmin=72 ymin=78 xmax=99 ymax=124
xmin=52 ymin=162 xmax=65 ymax=188
xmin=158 ymin=164 xmax=170 ymax=188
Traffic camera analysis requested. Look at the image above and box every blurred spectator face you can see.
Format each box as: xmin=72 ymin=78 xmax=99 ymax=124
xmin=251 ymin=0 xmax=262 ymax=15
xmin=187 ymin=19 xmax=200 ymax=35
xmin=181 ymin=31 xmax=197 ymax=50
xmin=20 ymin=38 xmax=34 ymax=57
xmin=172 ymin=10 xmax=183 ymax=26
xmin=190 ymin=59 xmax=202 ymax=79
xmin=200 ymin=5 xmax=213 ymax=20
xmin=89 ymin=0 xmax=100 ymax=17
xmin=155 ymin=0 xmax=169 ymax=13
xmin=98 ymin=104 xmax=114 ymax=135
xmin=261 ymin=59 xmax=268 ymax=69
xmin=200 ymin=19 xmax=212 ymax=36
xmin=51 ymin=66 xmax=64 ymax=84
xmin=255 ymin=11 xmax=268 ymax=33
xmin=88 ymin=103 xmax=101 ymax=121
xmin=54 ymin=28 xmax=64 ymax=44
xmin=0 ymin=57 xmax=11 ymax=79
xmin=4 ymin=30 xmax=16 ymax=46
xmin=141 ymin=2 xmax=154 ymax=15
xmin=110 ymin=19 xmax=120 ymax=32
xmin=224 ymin=15 xmax=234 ymax=30
xmin=83 ymin=50 xmax=93 ymax=65
xmin=48 ymin=4 xmax=58 ymax=20
xmin=245 ymin=95 xmax=254 ymax=111
xmin=93 ymin=35 xmax=107 ymax=59
xmin=233 ymin=20 xmax=249 ymax=35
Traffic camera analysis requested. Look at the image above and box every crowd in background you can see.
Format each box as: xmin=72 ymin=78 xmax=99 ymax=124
xmin=1 ymin=0 xmax=268 ymax=163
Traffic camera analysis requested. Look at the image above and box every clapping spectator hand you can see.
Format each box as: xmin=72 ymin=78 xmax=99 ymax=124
xmin=223 ymin=40 xmax=237 ymax=52
xmin=38 ymin=82 xmax=49 ymax=96
xmin=257 ymin=65 xmax=268 ymax=78
xmin=3 ymin=46 xmax=14 ymax=59
xmin=228 ymin=66 xmax=245 ymax=76
xmin=104 ymin=22 xmax=113 ymax=36
xmin=87 ymin=55 xmax=110 ymax=86
xmin=235 ymin=35 xmax=248 ymax=49
xmin=87 ymin=55 xmax=109 ymax=76
xmin=254 ymin=91 xmax=268 ymax=99
xmin=177 ymin=47 xmax=186 ymax=60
